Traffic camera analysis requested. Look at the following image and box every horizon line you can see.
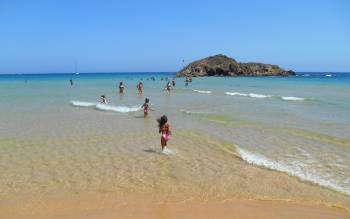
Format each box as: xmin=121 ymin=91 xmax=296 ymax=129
xmin=1 ymin=71 xmax=350 ymax=75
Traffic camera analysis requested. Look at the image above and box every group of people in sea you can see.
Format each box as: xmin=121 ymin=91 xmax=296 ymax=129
xmin=69 ymin=76 xmax=193 ymax=152
xmin=92 ymin=77 xmax=190 ymax=152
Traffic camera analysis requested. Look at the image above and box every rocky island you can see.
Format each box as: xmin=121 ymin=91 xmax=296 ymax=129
xmin=176 ymin=54 xmax=295 ymax=77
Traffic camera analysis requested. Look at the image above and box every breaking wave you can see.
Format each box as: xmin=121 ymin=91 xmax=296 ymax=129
xmin=225 ymin=92 xmax=272 ymax=98
xmin=71 ymin=101 xmax=141 ymax=113
xmin=70 ymin=101 xmax=98 ymax=107
xmin=95 ymin=104 xmax=141 ymax=113
xmin=281 ymin=96 xmax=305 ymax=101
xmin=225 ymin=92 xmax=305 ymax=101
xmin=193 ymin=89 xmax=212 ymax=94
xmin=237 ymin=147 xmax=350 ymax=196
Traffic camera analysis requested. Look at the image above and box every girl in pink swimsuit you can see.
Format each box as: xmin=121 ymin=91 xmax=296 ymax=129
xmin=157 ymin=115 xmax=171 ymax=151
xmin=141 ymin=98 xmax=151 ymax=117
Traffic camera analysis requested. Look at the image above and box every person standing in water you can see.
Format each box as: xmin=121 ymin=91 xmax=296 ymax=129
xmin=119 ymin=82 xmax=125 ymax=94
xmin=141 ymin=98 xmax=152 ymax=117
xmin=157 ymin=115 xmax=171 ymax=151
xmin=100 ymin=95 xmax=107 ymax=104
xmin=171 ymin=79 xmax=176 ymax=87
xmin=164 ymin=82 xmax=172 ymax=93
xmin=70 ymin=79 xmax=73 ymax=86
xmin=137 ymin=81 xmax=144 ymax=94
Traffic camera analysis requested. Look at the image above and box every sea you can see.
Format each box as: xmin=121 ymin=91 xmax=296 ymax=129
xmin=0 ymin=72 xmax=349 ymax=208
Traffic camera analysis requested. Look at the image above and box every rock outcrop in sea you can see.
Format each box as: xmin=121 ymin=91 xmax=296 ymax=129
xmin=176 ymin=54 xmax=295 ymax=77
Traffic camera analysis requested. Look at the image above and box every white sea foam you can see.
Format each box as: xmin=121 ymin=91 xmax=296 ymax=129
xmin=225 ymin=92 xmax=248 ymax=96
xmin=325 ymin=74 xmax=332 ymax=77
xmin=226 ymin=92 xmax=306 ymax=101
xmin=162 ymin=147 xmax=175 ymax=155
xmin=237 ymin=147 xmax=350 ymax=196
xmin=193 ymin=89 xmax=212 ymax=94
xmin=71 ymin=101 xmax=98 ymax=107
xmin=248 ymin=93 xmax=272 ymax=98
xmin=95 ymin=104 xmax=140 ymax=113
xmin=281 ymin=96 xmax=305 ymax=101
xmin=225 ymin=92 xmax=272 ymax=98
xmin=302 ymin=74 xmax=310 ymax=77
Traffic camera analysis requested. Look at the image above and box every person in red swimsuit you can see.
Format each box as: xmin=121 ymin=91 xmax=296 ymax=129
xmin=157 ymin=115 xmax=171 ymax=151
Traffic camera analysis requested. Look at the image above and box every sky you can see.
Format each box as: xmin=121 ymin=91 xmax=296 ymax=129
xmin=0 ymin=0 xmax=349 ymax=73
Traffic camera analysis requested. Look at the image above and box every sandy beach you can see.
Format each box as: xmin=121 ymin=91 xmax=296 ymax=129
xmin=2 ymin=192 xmax=349 ymax=219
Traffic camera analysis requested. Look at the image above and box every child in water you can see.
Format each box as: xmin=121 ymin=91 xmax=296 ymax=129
xmin=100 ymin=95 xmax=107 ymax=104
xmin=137 ymin=82 xmax=143 ymax=94
xmin=141 ymin=98 xmax=151 ymax=117
xmin=157 ymin=115 xmax=171 ymax=151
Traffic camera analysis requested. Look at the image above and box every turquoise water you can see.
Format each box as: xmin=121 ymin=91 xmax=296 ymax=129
xmin=0 ymin=72 xmax=349 ymax=196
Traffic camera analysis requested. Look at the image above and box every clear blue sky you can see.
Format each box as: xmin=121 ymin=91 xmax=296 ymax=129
xmin=1 ymin=0 xmax=349 ymax=73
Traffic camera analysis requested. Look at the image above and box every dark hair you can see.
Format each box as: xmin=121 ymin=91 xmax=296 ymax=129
xmin=119 ymin=82 xmax=123 ymax=85
xmin=157 ymin=115 xmax=168 ymax=133
xmin=145 ymin=98 xmax=149 ymax=103
xmin=101 ymin=95 xmax=105 ymax=98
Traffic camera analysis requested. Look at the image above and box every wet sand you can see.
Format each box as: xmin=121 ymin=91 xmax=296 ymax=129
xmin=2 ymin=193 xmax=349 ymax=219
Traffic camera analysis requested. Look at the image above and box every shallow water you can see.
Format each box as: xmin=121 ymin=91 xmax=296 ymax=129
xmin=0 ymin=72 xmax=349 ymax=206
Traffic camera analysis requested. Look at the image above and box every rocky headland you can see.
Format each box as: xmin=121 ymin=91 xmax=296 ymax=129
xmin=176 ymin=54 xmax=295 ymax=77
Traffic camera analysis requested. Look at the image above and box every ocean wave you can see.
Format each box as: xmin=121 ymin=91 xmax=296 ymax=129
xmin=71 ymin=101 xmax=141 ymax=113
xmin=225 ymin=92 xmax=271 ymax=98
xmin=226 ymin=92 xmax=305 ymax=101
xmin=225 ymin=92 xmax=248 ymax=97
xmin=281 ymin=96 xmax=305 ymax=101
xmin=325 ymin=74 xmax=332 ymax=77
xmin=237 ymin=147 xmax=350 ymax=196
xmin=249 ymin=93 xmax=272 ymax=98
xmin=95 ymin=104 xmax=140 ymax=113
xmin=193 ymin=89 xmax=212 ymax=94
xmin=71 ymin=101 xmax=98 ymax=107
